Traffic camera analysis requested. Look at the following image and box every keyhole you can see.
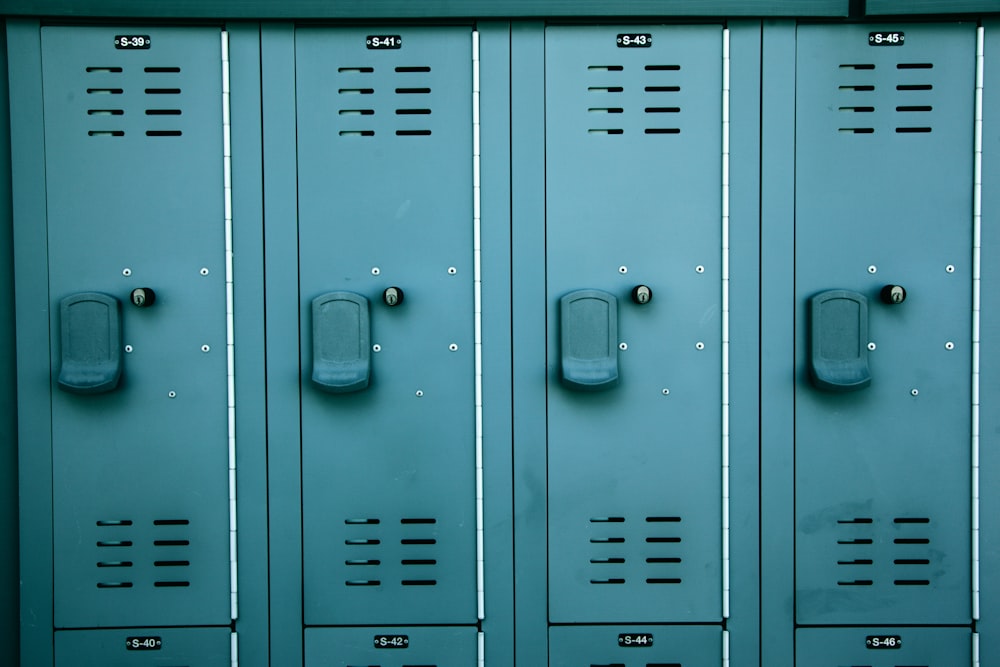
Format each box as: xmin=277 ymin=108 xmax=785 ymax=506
xmin=383 ymin=287 xmax=404 ymax=307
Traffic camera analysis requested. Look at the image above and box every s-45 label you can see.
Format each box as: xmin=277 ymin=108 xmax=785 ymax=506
xmin=869 ymin=31 xmax=904 ymax=46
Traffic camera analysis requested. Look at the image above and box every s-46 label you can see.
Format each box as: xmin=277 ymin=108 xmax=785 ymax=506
xmin=866 ymin=635 xmax=902 ymax=649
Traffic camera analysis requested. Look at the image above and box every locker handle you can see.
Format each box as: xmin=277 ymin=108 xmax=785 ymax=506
xmin=560 ymin=289 xmax=620 ymax=391
xmin=311 ymin=291 xmax=371 ymax=393
xmin=57 ymin=292 xmax=123 ymax=394
xmin=808 ymin=289 xmax=871 ymax=392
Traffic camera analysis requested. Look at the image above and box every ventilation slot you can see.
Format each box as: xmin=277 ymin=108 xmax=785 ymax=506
xmin=646 ymin=107 xmax=680 ymax=114
xmin=897 ymin=84 xmax=932 ymax=91
xmin=591 ymin=517 xmax=625 ymax=523
xmin=401 ymin=518 xmax=437 ymax=525
xmin=839 ymin=128 xmax=874 ymax=134
xmin=645 ymin=86 xmax=681 ymax=92
xmin=895 ymin=127 xmax=931 ymax=134
xmin=837 ymin=518 xmax=873 ymax=524
xmin=146 ymin=130 xmax=182 ymax=137
xmin=645 ymin=128 xmax=680 ymax=135
xmin=588 ymin=65 xmax=624 ymax=71
xmin=97 ymin=561 xmax=133 ymax=568
xmin=645 ymin=64 xmax=681 ymax=71
xmin=339 ymin=88 xmax=375 ymax=95
xmin=590 ymin=664 xmax=625 ymax=667
xmin=346 ymin=580 xmax=381 ymax=586
xmin=837 ymin=579 xmax=874 ymax=586
xmin=339 ymin=130 xmax=375 ymax=137
xmin=588 ymin=129 xmax=624 ymax=135
xmin=647 ymin=664 xmax=682 ymax=667
xmin=346 ymin=518 xmax=380 ymax=525
xmin=146 ymin=109 xmax=182 ymax=116
xmin=401 ymin=538 xmax=436 ymax=545
xmin=396 ymin=87 xmax=431 ymax=94
xmin=88 ymin=109 xmax=124 ymax=116
xmin=87 ymin=88 xmax=123 ymax=94
xmin=154 ymin=580 xmax=190 ymax=587
xmin=86 ymin=66 xmax=123 ymax=73
xmin=396 ymin=129 xmax=431 ymax=136
xmin=840 ymin=63 xmax=875 ymax=70
xmin=338 ymin=66 xmax=374 ymax=73
xmin=145 ymin=66 xmax=181 ymax=73
xmin=897 ymin=106 xmax=932 ymax=112
xmin=591 ymin=537 xmax=625 ymax=543
xmin=396 ymin=109 xmax=431 ymax=115
xmin=346 ymin=538 xmax=381 ymax=545
xmin=97 ymin=582 xmax=133 ymax=588
xmin=88 ymin=130 xmax=124 ymax=137
xmin=396 ymin=66 xmax=431 ymax=73
xmin=590 ymin=578 xmax=626 ymax=585
xmin=839 ymin=85 xmax=875 ymax=92
xmin=96 ymin=540 xmax=133 ymax=547
xmin=591 ymin=557 xmax=626 ymax=564
xmin=839 ymin=106 xmax=875 ymax=113
xmin=646 ymin=578 xmax=682 ymax=584
xmin=145 ymin=88 xmax=181 ymax=95
xmin=97 ymin=519 xmax=132 ymax=526
xmin=589 ymin=86 xmax=624 ymax=93
xmin=898 ymin=62 xmax=933 ymax=69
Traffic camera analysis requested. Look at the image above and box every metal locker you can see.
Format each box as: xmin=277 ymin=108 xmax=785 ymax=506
xmin=796 ymin=627 xmax=972 ymax=665
xmin=31 ymin=26 xmax=232 ymax=629
xmin=305 ymin=626 xmax=479 ymax=666
xmin=544 ymin=24 xmax=725 ymax=624
xmin=294 ymin=26 xmax=478 ymax=627
xmin=549 ymin=625 xmax=722 ymax=667
xmin=793 ymin=23 xmax=976 ymax=626
xmin=55 ymin=627 xmax=232 ymax=667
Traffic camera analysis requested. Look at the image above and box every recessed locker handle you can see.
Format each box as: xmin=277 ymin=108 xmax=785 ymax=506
xmin=311 ymin=291 xmax=371 ymax=393
xmin=560 ymin=289 xmax=620 ymax=391
xmin=57 ymin=292 xmax=123 ymax=394
xmin=809 ymin=289 xmax=872 ymax=392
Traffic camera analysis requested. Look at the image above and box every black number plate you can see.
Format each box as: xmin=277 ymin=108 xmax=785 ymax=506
xmin=373 ymin=634 xmax=409 ymax=649
xmin=618 ymin=633 xmax=654 ymax=647
xmin=617 ymin=33 xmax=652 ymax=48
xmin=367 ymin=35 xmax=402 ymax=50
xmin=115 ymin=35 xmax=151 ymax=49
xmin=869 ymin=31 xmax=904 ymax=46
xmin=125 ymin=636 xmax=162 ymax=651
xmin=866 ymin=635 xmax=902 ymax=649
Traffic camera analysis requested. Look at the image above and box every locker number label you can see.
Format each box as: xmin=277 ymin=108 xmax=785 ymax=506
xmin=618 ymin=633 xmax=654 ymax=647
xmin=373 ymin=634 xmax=409 ymax=649
xmin=125 ymin=636 xmax=162 ymax=651
xmin=114 ymin=35 xmax=151 ymax=49
xmin=869 ymin=31 xmax=904 ymax=46
xmin=866 ymin=635 xmax=902 ymax=649
xmin=617 ymin=34 xmax=652 ymax=48
xmin=367 ymin=35 xmax=402 ymax=49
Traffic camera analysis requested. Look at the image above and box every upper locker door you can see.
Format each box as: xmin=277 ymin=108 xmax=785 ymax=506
xmin=295 ymin=26 xmax=477 ymax=626
xmin=794 ymin=23 xmax=976 ymax=626
xmin=545 ymin=24 xmax=724 ymax=624
xmin=40 ymin=27 xmax=231 ymax=628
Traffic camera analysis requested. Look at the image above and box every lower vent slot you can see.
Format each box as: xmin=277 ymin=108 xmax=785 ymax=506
xmin=346 ymin=580 xmax=381 ymax=586
xmin=837 ymin=580 xmax=873 ymax=586
xmin=97 ymin=582 xmax=133 ymax=588
xmin=154 ymin=581 xmax=190 ymax=587
xmin=590 ymin=578 xmax=626 ymax=585
xmin=97 ymin=561 xmax=133 ymax=568
xmin=401 ymin=579 xmax=437 ymax=586
xmin=646 ymin=578 xmax=682 ymax=584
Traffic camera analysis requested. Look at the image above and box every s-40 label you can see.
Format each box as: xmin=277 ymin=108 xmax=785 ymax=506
xmin=125 ymin=636 xmax=162 ymax=651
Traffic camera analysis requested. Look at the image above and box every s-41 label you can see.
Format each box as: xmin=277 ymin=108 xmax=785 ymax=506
xmin=367 ymin=35 xmax=402 ymax=49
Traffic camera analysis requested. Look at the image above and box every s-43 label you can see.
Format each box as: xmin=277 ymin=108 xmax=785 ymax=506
xmin=617 ymin=33 xmax=652 ymax=48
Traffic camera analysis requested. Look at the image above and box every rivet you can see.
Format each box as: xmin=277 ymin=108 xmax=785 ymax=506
xmin=122 ymin=268 xmax=132 ymax=277
xmin=696 ymin=341 xmax=705 ymax=350
xmin=449 ymin=343 xmax=459 ymax=351
xmin=945 ymin=341 xmax=955 ymax=350
xmin=415 ymin=390 xmax=424 ymax=397
xmin=201 ymin=345 xmax=211 ymax=353
xmin=124 ymin=345 xmax=134 ymax=353
xmin=168 ymin=391 xmax=177 ymax=398
xmin=619 ymin=342 xmax=628 ymax=351
xmin=946 ymin=264 xmax=956 ymax=274
xmin=618 ymin=266 xmax=628 ymax=274
xmin=662 ymin=388 xmax=670 ymax=395
xmin=372 ymin=344 xmax=382 ymax=352
xmin=868 ymin=265 xmax=878 ymax=274
xmin=911 ymin=388 xmax=919 ymax=396
xmin=696 ymin=265 xmax=705 ymax=274
xmin=371 ymin=267 xmax=381 ymax=276
xmin=200 ymin=267 xmax=210 ymax=276
xmin=868 ymin=342 xmax=876 ymax=351
xmin=448 ymin=267 xmax=458 ymax=275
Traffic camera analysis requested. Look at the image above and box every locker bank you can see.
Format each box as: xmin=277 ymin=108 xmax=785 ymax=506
xmin=2 ymin=1 xmax=999 ymax=666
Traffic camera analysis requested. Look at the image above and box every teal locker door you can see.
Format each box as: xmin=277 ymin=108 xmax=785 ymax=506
xmin=549 ymin=625 xmax=722 ymax=667
xmin=295 ymin=26 xmax=477 ymax=626
xmin=796 ymin=627 xmax=971 ymax=665
xmin=305 ymin=626 xmax=479 ymax=666
xmin=40 ymin=26 xmax=231 ymax=628
xmin=544 ymin=25 xmax=724 ymax=624
xmin=794 ymin=24 xmax=976 ymax=625
xmin=55 ymin=628 xmax=232 ymax=667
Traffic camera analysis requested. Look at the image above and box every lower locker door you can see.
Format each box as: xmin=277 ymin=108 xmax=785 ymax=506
xmin=55 ymin=628 xmax=232 ymax=667
xmin=795 ymin=627 xmax=971 ymax=666
xmin=305 ymin=627 xmax=479 ymax=667
xmin=549 ymin=625 xmax=722 ymax=667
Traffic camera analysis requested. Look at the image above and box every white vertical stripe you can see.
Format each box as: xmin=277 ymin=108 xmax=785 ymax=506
xmin=972 ymin=24 xmax=984 ymax=624
xmin=231 ymin=632 xmax=239 ymax=667
xmin=722 ymin=629 xmax=730 ymax=667
xmin=473 ymin=28 xmax=486 ymax=622
xmin=478 ymin=631 xmax=485 ymax=667
xmin=721 ymin=27 xmax=731 ymax=621
xmin=222 ymin=29 xmax=239 ymax=624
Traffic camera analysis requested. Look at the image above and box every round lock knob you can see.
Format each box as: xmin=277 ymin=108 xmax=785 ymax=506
xmin=130 ymin=287 xmax=156 ymax=308
xmin=382 ymin=287 xmax=405 ymax=307
xmin=880 ymin=284 xmax=907 ymax=305
xmin=631 ymin=285 xmax=653 ymax=305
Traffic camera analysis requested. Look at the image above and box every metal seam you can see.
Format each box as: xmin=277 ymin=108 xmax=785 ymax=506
xmin=473 ymin=28 xmax=486 ymax=623
xmin=972 ymin=24 xmax=984 ymax=625
xmin=721 ymin=26 xmax=731 ymax=621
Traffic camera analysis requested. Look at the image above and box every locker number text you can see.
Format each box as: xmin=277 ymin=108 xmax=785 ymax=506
xmin=869 ymin=31 xmax=904 ymax=46
xmin=125 ymin=636 xmax=162 ymax=651
xmin=617 ymin=34 xmax=652 ymax=48
xmin=866 ymin=635 xmax=902 ymax=649
xmin=373 ymin=635 xmax=409 ymax=649
xmin=115 ymin=35 xmax=151 ymax=49
xmin=367 ymin=35 xmax=402 ymax=49
xmin=618 ymin=633 xmax=654 ymax=647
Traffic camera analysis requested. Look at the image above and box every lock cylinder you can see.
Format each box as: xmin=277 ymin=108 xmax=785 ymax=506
xmin=129 ymin=287 xmax=157 ymax=308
